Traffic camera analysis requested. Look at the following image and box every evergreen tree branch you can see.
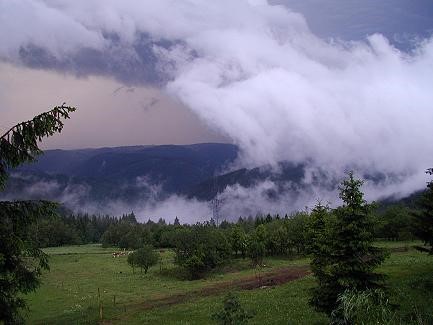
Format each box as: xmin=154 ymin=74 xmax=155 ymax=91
xmin=0 ymin=104 xmax=76 ymax=189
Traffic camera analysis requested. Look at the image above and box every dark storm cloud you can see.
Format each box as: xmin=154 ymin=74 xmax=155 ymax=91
xmin=2 ymin=0 xmax=432 ymax=83
xmin=1 ymin=0 xmax=431 ymax=85
xmin=17 ymin=33 xmax=168 ymax=85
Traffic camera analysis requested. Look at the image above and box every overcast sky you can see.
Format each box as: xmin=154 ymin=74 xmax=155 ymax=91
xmin=1 ymin=0 xmax=432 ymax=149
xmin=1 ymin=0 xmax=433 ymax=202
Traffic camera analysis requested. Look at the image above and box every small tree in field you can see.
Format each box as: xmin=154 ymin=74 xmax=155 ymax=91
xmin=128 ymin=245 xmax=159 ymax=274
xmin=412 ymin=168 xmax=433 ymax=254
xmin=247 ymin=225 xmax=267 ymax=267
xmin=309 ymin=172 xmax=387 ymax=322
xmin=230 ymin=226 xmax=247 ymax=258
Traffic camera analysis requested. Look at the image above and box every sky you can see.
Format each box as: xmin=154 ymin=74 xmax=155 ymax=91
xmin=1 ymin=0 xmax=433 ymax=217
xmin=0 ymin=62 xmax=227 ymax=148
xmin=1 ymin=0 xmax=432 ymax=150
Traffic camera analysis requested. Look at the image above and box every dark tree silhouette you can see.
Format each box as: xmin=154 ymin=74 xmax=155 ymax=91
xmin=412 ymin=168 xmax=433 ymax=254
xmin=0 ymin=105 xmax=75 ymax=324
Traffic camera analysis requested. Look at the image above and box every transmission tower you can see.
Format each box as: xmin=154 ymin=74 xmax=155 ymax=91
xmin=211 ymin=177 xmax=221 ymax=226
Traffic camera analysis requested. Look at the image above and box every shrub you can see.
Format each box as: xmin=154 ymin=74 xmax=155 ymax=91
xmin=331 ymin=289 xmax=395 ymax=325
xmin=212 ymin=292 xmax=254 ymax=325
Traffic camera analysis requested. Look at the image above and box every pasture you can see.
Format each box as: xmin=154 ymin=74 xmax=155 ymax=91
xmin=25 ymin=242 xmax=433 ymax=324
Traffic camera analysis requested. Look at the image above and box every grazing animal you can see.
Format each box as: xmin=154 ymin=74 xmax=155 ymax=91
xmin=112 ymin=250 xmax=133 ymax=258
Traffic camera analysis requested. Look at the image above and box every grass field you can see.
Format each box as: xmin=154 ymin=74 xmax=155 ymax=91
xmin=25 ymin=242 xmax=433 ymax=324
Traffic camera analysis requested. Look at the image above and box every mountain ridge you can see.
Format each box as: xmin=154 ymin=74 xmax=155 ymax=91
xmin=1 ymin=143 xmax=418 ymax=215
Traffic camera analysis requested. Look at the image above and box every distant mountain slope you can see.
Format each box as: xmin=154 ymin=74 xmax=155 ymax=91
xmin=1 ymin=143 xmax=416 ymax=214
xmin=187 ymin=162 xmax=306 ymax=201
xmin=16 ymin=143 xmax=238 ymax=194
xmin=1 ymin=143 xmax=240 ymax=208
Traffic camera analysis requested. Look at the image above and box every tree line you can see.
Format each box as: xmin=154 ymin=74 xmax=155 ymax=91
xmin=27 ymin=195 xmax=419 ymax=249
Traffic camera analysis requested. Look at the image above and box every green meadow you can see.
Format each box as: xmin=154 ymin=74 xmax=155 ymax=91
xmin=25 ymin=242 xmax=433 ymax=324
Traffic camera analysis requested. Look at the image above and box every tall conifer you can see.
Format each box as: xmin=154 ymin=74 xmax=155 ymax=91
xmin=309 ymin=172 xmax=387 ymax=319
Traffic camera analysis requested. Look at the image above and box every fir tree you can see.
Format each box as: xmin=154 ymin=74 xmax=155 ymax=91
xmin=308 ymin=172 xmax=387 ymax=321
xmin=412 ymin=168 xmax=433 ymax=254
xmin=0 ymin=105 xmax=75 ymax=323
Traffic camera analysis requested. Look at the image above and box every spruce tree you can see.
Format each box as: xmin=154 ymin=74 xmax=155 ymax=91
xmin=0 ymin=105 xmax=75 ymax=324
xmin=307 ymin=202 xmax=335 ymax=312
xmin=412 ymin=168 xmax=433 ymax=254
xmin=308 ymin=172 xmax=387 ymax=320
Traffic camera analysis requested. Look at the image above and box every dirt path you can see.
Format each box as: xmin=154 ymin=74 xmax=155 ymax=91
xmin=107 ymin=265 xmax=309 ymax=323
xmin=145 ymin=265 xmax=309 ymax=310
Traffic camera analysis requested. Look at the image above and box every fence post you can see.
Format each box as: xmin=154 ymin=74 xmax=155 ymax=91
xmin=98 ymin=288 xmax=103 ymax=321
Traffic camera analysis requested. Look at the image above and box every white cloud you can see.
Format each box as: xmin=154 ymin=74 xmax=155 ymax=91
xmin=1 ymin=0 xmax=432 ymax=209
xmin=0 ymin=0 xmax=105 ymax=59
xmin=162 ymin=4 xmax=433 ymax=198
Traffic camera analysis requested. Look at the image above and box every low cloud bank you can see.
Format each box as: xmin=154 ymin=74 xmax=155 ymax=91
xmin=2 ymin=169 xmax=426 ymax=224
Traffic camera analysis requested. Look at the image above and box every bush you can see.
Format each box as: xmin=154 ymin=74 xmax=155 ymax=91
xmin=212 ymin=292 xmax=254 ymax=325
xmin=331 ymin=289 xmax=395 ymax=325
